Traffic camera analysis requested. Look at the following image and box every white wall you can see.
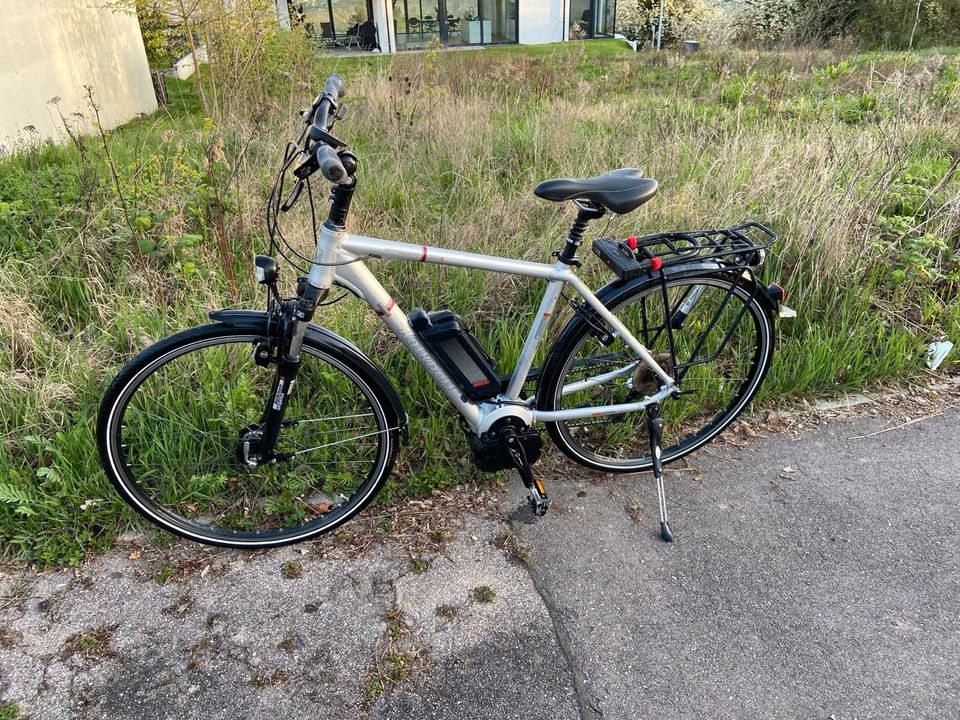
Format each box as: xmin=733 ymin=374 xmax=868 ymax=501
xmin=0 ymin=0 xmax=158 ymax=146
xmin=373 ymin=0 xmax=394 ymax=53
xmin=518 ymin=0 xmax=567 ymax=44
xmin=173 ymin=46 xmax=209 ymax=80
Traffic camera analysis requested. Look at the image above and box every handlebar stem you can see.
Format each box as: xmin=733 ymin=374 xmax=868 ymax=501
xmin=327 ymin=178 xmax=357 ymax=228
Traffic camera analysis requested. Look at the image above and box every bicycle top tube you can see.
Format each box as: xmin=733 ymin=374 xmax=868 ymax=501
xmin=340 ymin=234 xmax=564 ymax=281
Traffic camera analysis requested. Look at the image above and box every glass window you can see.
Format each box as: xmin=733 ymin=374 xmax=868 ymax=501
xmin=393 ymin=0 xmax=516 ymax=48
xmin=331 ymin=0 xmax=369 ymax=38
xmin=445 ymin=0 xmax=476 ymax=46
xmin=293 ymin=0 xmax=373 ymax=48
xmin=569 ymin=0 xmax=616 ymax=39
xmin=569 ymin=0 xmax=590 ymax=39
xmin=595 ymin=0 xmax=615 ymax=36
xmin=394 ymin=0 xmax=438 ymax=49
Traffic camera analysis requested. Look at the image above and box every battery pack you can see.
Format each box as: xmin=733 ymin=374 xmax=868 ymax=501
xmin=409 ymin=309 xmax=501 ymax=401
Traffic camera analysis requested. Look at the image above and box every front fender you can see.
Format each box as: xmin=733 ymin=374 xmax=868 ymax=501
xmin=208 ymin=309 xmax=408 ymax=444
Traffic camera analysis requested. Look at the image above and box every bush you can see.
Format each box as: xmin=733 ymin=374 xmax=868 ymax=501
xmin=734 ymin=0 xmax=960 ymax=48
xmin=733 ymin=0 xmax=800 ymax=44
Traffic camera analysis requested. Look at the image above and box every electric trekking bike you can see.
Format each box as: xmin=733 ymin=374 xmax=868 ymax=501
xmin=97 ymin=74 xmax=791 ymax=548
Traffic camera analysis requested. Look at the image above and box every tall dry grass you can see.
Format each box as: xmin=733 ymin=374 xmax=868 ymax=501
xmin=0 ymin=39 xmax=957 ymax=563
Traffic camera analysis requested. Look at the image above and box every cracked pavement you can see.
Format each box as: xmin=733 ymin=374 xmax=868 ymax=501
xmin=1 ymin=401 xmax=958 ymax=719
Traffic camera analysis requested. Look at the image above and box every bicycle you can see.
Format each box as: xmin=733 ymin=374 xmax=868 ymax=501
xmin=97 ymin=74 xmax=792 ymax=549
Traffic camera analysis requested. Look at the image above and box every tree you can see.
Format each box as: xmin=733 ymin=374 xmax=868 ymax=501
xmin=132 ymin=0 xmax=190 ymax=68
xmin=617 ymin=0 xmax=709 ymax=46
xmin=108 ymin=0 xmax=210 ymax=112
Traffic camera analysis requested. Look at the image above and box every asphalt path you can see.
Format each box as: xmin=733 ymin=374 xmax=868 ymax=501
xmin=1 ymin=401 xmax=957 ymax=719
xmin=501 ymin=404 xmax=960 ymax=719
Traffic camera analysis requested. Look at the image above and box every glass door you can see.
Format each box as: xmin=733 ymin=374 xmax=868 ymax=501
xmin=443 ymin=0 xmax=468 ymax=46
xmin=593 ymin=0 xmax=616 ymax=36
xmin=486 ymin=0 xmax=517 ymax=43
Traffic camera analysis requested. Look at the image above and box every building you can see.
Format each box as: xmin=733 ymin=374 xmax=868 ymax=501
xmin=0 ymin=0 xmax=157 ymax=146
xmin=276 ymin=0 xmax=617 ymax=53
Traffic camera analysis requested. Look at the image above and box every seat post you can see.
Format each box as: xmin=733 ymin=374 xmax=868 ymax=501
xmin=559 ymin=202 xmax=606 ymax=264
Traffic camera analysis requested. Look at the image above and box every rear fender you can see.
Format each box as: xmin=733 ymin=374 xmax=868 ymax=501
xmin=592 ymin=262 xmax=779 ymax=318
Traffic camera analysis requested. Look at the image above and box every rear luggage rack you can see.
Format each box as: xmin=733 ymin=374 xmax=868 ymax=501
xmin=592 ymin=222 xmax=778 ymax=281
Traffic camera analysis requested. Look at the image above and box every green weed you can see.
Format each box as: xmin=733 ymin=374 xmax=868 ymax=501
xmin=472 ymin=585 xmax=496 ymax=603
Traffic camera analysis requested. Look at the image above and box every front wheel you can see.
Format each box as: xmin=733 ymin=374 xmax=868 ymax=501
xmin=97 ymin=323 xmax=399 ymax=548
xmin=537 ymin=273 xmax=775 ymax=472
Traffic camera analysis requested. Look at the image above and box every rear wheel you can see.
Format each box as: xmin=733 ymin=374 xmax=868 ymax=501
xmin=538 ymin=273 xmax=774 ymax=472
xmin=97 ymin=324 xmax=398 ymax=548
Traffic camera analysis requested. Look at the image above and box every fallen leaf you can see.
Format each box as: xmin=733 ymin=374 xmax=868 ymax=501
xmin=128 ymin=549 xmax=141 ymax=560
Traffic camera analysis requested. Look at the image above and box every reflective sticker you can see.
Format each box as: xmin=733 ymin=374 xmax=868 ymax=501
xmin=272 ymin=377 xmax=286 ymax=410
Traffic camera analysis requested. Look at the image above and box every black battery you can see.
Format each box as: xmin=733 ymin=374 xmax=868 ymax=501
xmin=409 ymin=309 xmax=501 ymax=401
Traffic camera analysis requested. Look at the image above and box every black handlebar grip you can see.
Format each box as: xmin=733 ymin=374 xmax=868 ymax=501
xmin=323 ymin=74 xmax=346 ymax=102
xmin=315 ymin=144 xmax=347 ymax=184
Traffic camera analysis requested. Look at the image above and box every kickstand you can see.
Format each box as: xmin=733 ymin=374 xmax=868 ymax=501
xmin=503 ymin=427 xmax=549 ymax=517
xmin=647 ymin=403 xmax=673 ymax=542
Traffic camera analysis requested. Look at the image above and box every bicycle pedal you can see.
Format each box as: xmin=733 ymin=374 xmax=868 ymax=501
xmin=528 ymin=478 xmax=549 ymax=517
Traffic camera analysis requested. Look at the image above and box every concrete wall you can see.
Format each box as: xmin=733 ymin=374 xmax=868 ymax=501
xmin=0 ymin=0 xmax=157 ymax=147
xmin=517 ymin=0 xmax=567 ymax=45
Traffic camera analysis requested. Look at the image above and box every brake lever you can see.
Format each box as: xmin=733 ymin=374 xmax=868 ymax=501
xmin=293 ymin=151 xmax=319 ymax=181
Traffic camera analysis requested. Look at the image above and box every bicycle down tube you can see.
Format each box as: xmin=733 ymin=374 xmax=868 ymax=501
xmin=321 ymin=231 xmax=677 ymax=430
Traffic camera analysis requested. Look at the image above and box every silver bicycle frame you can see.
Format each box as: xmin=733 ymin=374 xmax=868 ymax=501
xmin=306 ymin=222 xmax=676 ymax=433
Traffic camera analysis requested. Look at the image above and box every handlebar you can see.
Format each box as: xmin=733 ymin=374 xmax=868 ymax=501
xmin=287 ymin=74 xmax=352 ymax=192
xmin=308 ymin=73 xmax=346 ymax=142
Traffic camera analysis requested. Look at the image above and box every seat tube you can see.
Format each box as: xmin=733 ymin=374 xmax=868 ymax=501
xmin=505 ymin=276 xmax=565 ymax=399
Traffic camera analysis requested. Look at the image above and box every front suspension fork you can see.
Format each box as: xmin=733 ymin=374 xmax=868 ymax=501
xmin=251 ymin=285 xmax=327 ymax=464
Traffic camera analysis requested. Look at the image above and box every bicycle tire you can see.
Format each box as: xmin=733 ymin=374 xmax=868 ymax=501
xmin=537 ymin=272 xmax=774 ymax=472
xmin=97 ymin=323 xmax=399 ymax=548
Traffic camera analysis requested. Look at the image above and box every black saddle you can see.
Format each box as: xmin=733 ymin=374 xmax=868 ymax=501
xmin=534 ymin=168 xmax=658 ymax=215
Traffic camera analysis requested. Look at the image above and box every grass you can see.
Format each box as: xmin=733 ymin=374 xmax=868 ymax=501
xmin=0 ymin=40 xmax=958 ymax=564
